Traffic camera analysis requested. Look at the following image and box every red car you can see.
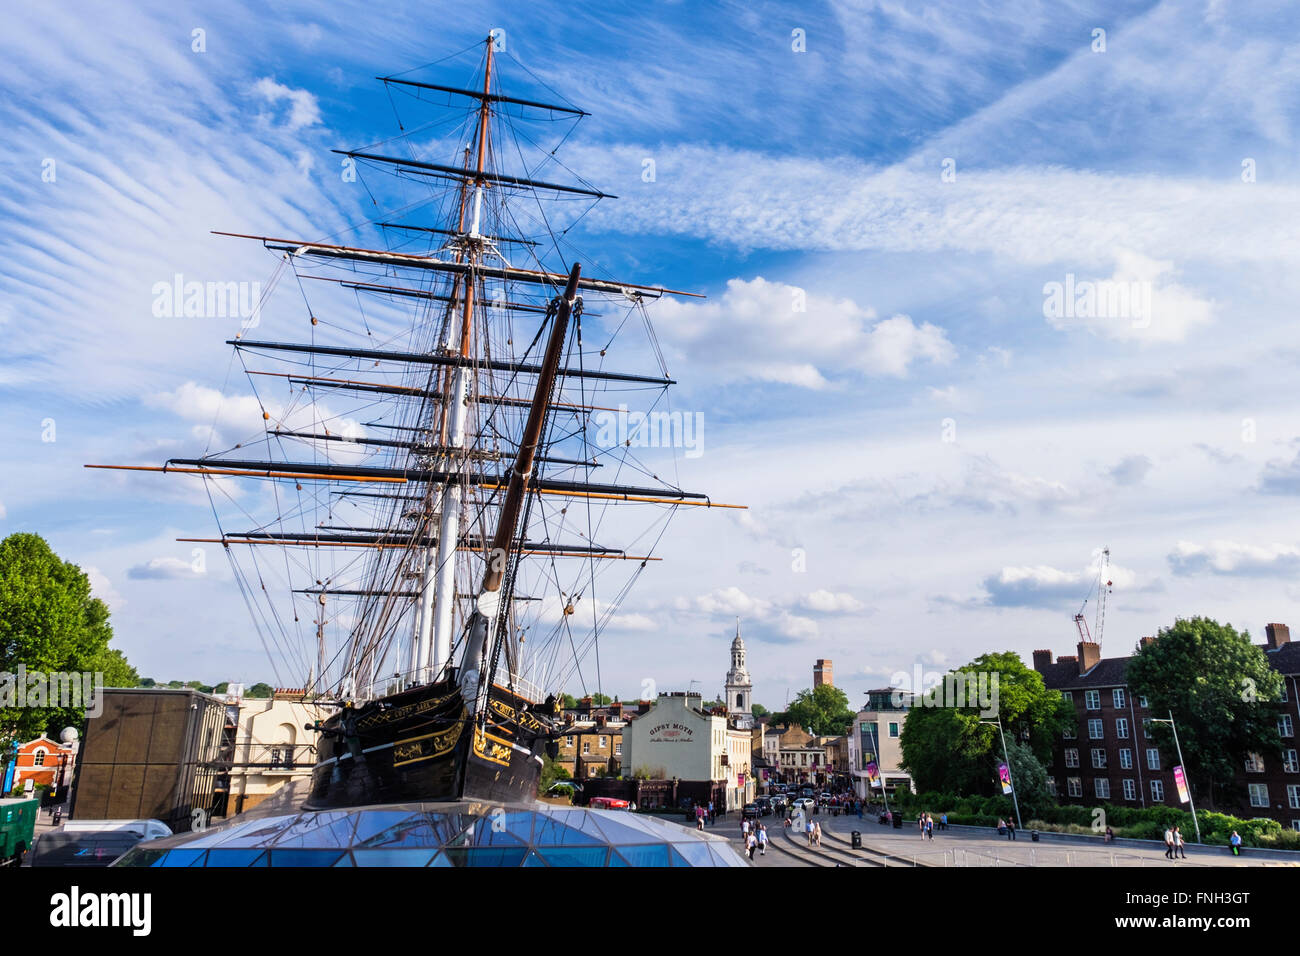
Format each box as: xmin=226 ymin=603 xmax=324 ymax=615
xmin=588 ymin=797 xmax=630 ymax=810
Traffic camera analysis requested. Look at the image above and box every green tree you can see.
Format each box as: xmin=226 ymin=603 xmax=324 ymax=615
xmin=751 ymin=703 xmax=769 ymax=718
xmin=899 ymin=651 xmax=1072 ymax=795
xmin=246 ymin=683 xmax=274 ymax=699
xmin=784 ymin=684 xmax=854 ymax=736
xmin=1004 ymin=740 xmax=1052 ymax=819
xmin=1126 ymin=617 xmax=1284 ymax=809
xmin=591 ymin=692 xmax=613 ymax=706
xmin=0 ymin=533 xmax=137 ymax=742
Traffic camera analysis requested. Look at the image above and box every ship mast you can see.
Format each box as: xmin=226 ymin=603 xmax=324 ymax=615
xmin=423 ymin=35 xmax=495 ymax=683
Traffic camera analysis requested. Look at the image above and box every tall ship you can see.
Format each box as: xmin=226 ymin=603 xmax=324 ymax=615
xmin=92 ymin=35 xmax=738 ymax=809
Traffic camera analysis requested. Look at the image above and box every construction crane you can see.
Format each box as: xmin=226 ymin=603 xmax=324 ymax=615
xmin=1073 ymin=547 xmax=1112 ymax=649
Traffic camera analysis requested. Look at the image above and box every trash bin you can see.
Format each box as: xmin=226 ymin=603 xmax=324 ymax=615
xmin=892 ymin=813 xmax=902 ymax=829
xmin=851 ymin=830 xmax=862 ymax=849
xmin=1031 ymin=830 xmax=1040 ymax=842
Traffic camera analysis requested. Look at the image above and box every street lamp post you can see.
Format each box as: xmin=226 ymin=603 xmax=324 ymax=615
xmin=866 ymin=721 xmax=891 ymax=817
xmin=980 ymin=714 xmax=1022 ymax=831
xmin=1151 ymin=711 xmax=1201 ymax=844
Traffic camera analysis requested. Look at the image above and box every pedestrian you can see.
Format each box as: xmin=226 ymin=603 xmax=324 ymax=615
xmin=806 ymin=816 xmax=815 ymax=846
xmin=1007 ymin=817 xmax=1016 ymax=841
xmin=1174 ymin=826 xmax=1186 ymax=859
xmin=708 ymin=800 xmax=715 ymax=826
xmin=919 ymin=812 xmax=926 ymax=836
xmin=1163 ymin=826 xmax=1174 ymax=859
xmin=813 ymin=821 xmax=822 ymax=847
xmin=696 ymin=806 xmax=704 ymax=832
xmin=742 ymin=817 xmax=750 ymax=839
xmin=925 ymin=816 xmax=934 ymax=840
xmin=940 ymin=812 xmax=947 ymax=831
xmin=758 ymin=823 xmax=768 ymax=856
xmin=629 ymin=800 xmax=637 ymax=813
xmin=746 ymin=830 xmax=758 ymax=861
xmin=1229 ymin=830 xmax=1242 ymax=857
xmin=997 ymin=817 xmax=1006 ymax=836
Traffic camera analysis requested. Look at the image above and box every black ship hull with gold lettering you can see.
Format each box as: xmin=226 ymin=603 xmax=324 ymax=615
xmin=304 ymin=677 xmax=555 ymax=809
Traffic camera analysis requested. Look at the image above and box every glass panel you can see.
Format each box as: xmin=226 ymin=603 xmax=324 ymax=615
xmin=668 ymin=840 xmax=716 ymax=867
xmin=610 ymin=843 xmax=670 ymax=867
xmin=267 ymin=849 xmax=347 ymax=867
xmin=668 ymin=846 xmax=692 ymax=867
xmin=352 ymin=848 xmax=440 ymax=867
xmin=352 ymin=809 xmax=429 ymax=845
xmin=534 ymin=846 xmax=610 ymax=867
xmin=523 ymin=850 xmax=548 ymax=867
xmin=205 ymin=849 xmax=270 ymax=867
xmin=113 ymin=848 xmax=167 ymax=867
xmin=267 ymin=811 xmax=358 ymax=848
xmin=159 ymin=848 xmax=207 ymax=867
xmin=440 ymin=847 xmax=529 ymax=867
xmin=531 ymin=816 xmax=604 ymax=847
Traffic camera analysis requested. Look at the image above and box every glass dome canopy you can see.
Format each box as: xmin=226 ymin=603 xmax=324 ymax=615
xmin=114 ymin=801 xmax=749 ymax=868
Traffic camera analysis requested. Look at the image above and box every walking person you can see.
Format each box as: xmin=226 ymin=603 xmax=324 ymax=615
xmin=940 ymin=812 xmax=947 ymax=831
xmin=1230 ymin=831 xmax=1242 ymax=857
xmin=806 ymin=815 xmax=815 ymax=846
xmin=813 ymin=820 xmax=822 ymax=847
xmin=696 ymin=806 xmax=704 ymax=831
xmin=997 ymin=817 xmax=1006 ymax=836
xmin=1007 ymin=817 xmax=1016 ymax=841
xmin=742 ymin=817 xmax=750 ymax=841
xmin=758 ymin=823 xmax=768 ymax=856
xmin=1174 ymin=826 xmax=1186 ymax=859
xmin=707 ymin=800 xmax=715 ymax=826
xmin=1163 ymin=826 xmax=1174 ymax=860
xmin=746 ymin=829 xmax=758 ymax=861
xmin=925 ymin=814 xmax=934 ymax=840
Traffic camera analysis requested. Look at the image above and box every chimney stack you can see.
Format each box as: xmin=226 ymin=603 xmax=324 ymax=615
xmin=1139 ymin=636 xmax=1156 ymax=649
xmin=1267 ymin=623 xmax=1291 ymax=649
xmin=1032 ymin=650 xmax=1053 ymax=673
xmin=1077 ymin=641 xmax=1101 ymax=675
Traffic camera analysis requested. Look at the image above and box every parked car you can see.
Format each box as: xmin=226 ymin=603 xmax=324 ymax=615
xmin=792 ymin=797 xmax=816 ymax=814
xmin=755 ymin=796 xmax=772 ymax=815
xmin=589 ymin=796 xmax=629 ymax=810
xmin=742 ymin=803 xmax=762 ymax=819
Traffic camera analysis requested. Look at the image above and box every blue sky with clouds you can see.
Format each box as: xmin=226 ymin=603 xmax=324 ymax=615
xmin=3 ymin=0 xmax=1300 ymax=708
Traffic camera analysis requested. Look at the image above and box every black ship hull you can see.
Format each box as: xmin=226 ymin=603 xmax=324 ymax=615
xmin=304 ymin=676 xmax=554 ymax=810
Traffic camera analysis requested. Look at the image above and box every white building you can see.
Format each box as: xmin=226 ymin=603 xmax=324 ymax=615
xmin=725 ymin=618 xmax=754 ymax=729
xmin=223 ymin=690 xmax=328 ymax=815
xmin=621 ymin=692 xmax=755 ymax=810
xmin=847 ymin=689 xmax=914 ymax=800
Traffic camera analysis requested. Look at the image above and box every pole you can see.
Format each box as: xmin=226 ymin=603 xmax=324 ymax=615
xmin=994 ymin=715 xmax=1022 ymax=830
xmin=1166 ymin=710 xmax=1202 ymax=844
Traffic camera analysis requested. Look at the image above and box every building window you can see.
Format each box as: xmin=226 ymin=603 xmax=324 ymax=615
xmin=565 ymin=735 xmax=575 ymax=748
xmin=1094 ymin=778 xmax=1110 ymax=799
xmin=599 ymin=736 xmax=607 ymax=749
xmin=33 ymin=750 xmax=46 ymax=767
xmin=1123 ymin=779 xmax=1137 ymax=801
xmin=1245 ymin=753 xmax=1264 ymax=773
xmin=582 ymin=741 xmax=590 ymax=755
xmin=1085 ymin=691 xmax=1101 ymax=710
xmin=1113 ymin=689 xmax=1125 ymax=709
xmin=1285 ymin=750 xmax=1298 ymax=773
xmin=1091 ymin=749 xmax=1107 ymax=769
xmin=1119 ymin=749 xmax=1133 ymax=770
xmin=1289 ymin=786 xmax=1300 ymax=810
xmin=1062 ymin=691 xmax=1073 ymax=704
xmin=1068 ymin=777 xmax=1082 ymax=797
xmin=888 ymin=722 xmax=899 ymax=738
xmin=1065 ymin=748 xmax=1079 ymax=768
xmin=1116 ymin=718 xmax=1129 ymax=739
xmin=1280 ymin=716 xmax=1294 ymax=738
xmin=1146 ymin=749 xmax=1160 ymax=771
xmin=1292 ymin=821 xmax=1300 ymax=832
xmin=1142 ymin=718 xmax=1152 ymax=738
xmin=1249 ymin=783 xmax=1268 ymax=808
xmin=615 ymin=741 xmax=622 ymax=756
xmin=1138 ymin=695 xmax=1149 ymax=708
xmin=1088 ymin=719 xmax=1104 ymax=740
xmin=1046 ymin=778 xmax=1058 ymax=796
xmin=1150 ymin=780 xmax=1164 ymax=802
xmin=1063 ymin=724 xmax=1077 ymax=740
xmin=1280 ymin=684 xmax=1289 ymax=703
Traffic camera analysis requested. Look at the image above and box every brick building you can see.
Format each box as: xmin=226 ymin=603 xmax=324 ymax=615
xmin=1032 ymin=624 xmax=1300 ymax=828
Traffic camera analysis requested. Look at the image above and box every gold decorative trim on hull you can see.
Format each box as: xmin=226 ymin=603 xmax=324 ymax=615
xmin=473 ymin=727 xmax=513 ymax=766
xmin=358 ymin=691 xmax=457 ymax=730
xmin=392 ymin=723 xmax=464 ymax=767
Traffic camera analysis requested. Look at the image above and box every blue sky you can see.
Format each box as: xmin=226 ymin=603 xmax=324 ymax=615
xmin=3 ymin=1 xmax=1300 ymax=709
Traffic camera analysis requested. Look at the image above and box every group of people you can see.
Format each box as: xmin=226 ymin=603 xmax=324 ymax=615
xmin=916 ymin=812 xmax=946 ymax=839
xmin=996 ymin=817 xmax=1017 ymax=839
xmin=740 ymin=817 xmax=769 ymax=859
xmin=692 ymin=801 xmax=717 ymax=830
xmin=1164 ymin=825 xmax=1187 ymax=859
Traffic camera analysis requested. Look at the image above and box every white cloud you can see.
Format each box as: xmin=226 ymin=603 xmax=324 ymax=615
xmin=798 ymin=589 xmax=866 ymax=614
xmin=127 ymin=557 xmax=199 ymax=580
xmin=653 ymin=277 xmax=954 ymax=389
xmin=252 ymin=77 xmax=322 ymax=130
xmin=677 ymin=586 xmax=820 ymax=642
xmin=84 ymin=566 xmax=125 ymax=612
xmin=1168 ymin=540 xmax=1300 ymax=577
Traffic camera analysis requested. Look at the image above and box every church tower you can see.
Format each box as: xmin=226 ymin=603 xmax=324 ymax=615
xmin=725 ymin=617 xmax=754 ymax=728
